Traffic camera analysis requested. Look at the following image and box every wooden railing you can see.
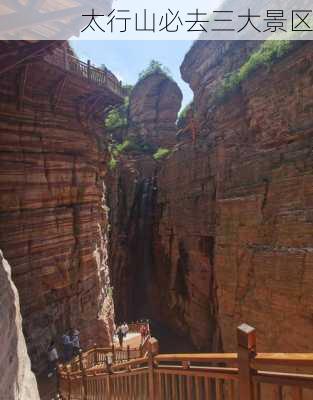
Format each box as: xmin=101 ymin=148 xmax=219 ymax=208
xmin=57 ymin=324 xmax=313 ymax=400
xmin=44 ymin=48 xmax=127 ymax=98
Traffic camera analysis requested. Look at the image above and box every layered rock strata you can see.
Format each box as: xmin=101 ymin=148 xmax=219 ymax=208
xmin=110 ymin=41 xmax=313 ymax=357
xmin=154 ymin=41 xmax=313 ymax=352
xmin=128 ymin=72 xmax=183 ymax=148
xmin=0 ymin=43 xmax=119 ymax=371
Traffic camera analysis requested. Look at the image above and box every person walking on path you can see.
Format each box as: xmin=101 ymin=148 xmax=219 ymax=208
xmin=71 ymin=329 xmax=80 ymax=357
xmin=62 ymin=332 xmax=73 ymax=362
xmin=117 ymin=326 xmax=124 ymax=348
xmin=122 ymin=322 xmax=129 ymax=338
xmin=140 ymin=324 xmax=147 ymax=345
xmin=47 ymin=341 xmax=59 ymax=378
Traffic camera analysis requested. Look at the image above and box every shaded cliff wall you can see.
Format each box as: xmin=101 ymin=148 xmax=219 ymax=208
xmin=108 ymin=73 xmax=182 ymax=330
xmin=153 ymin=41 xmax=313 ymax=353
xmin=0 ymin=250 xmax=40 ymax=400
xmin=152 ymin=143 xmax=218 ymax=351
xmin=0 ymin=51 xmax=116 ymax=371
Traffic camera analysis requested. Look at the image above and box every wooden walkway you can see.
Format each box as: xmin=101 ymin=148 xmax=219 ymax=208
xmin=56 ymin=323 xmax=313 ymax=400
xmin=44 ymin=47 xmax=127 ymax=98
xmin=113 ymin=333 xmax=142 ymax=348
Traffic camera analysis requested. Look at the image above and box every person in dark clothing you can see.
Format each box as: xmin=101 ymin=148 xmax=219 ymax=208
xmin=62 ymin=332 xmax=73 ymax=362
xmin=47 ymin=341 xmax=59 ymax=378
xmin=117 ymin=326 xmax=124 ymax=348
xmin=70 ymin=329 xmax=80 ymax=357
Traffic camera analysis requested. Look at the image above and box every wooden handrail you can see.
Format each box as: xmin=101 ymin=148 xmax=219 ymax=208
xmin=254 ymin=370 xmax=313 ymax=389
xmin=253 ymin=353 xmax=313 ymax=367
xmin=112 ymin=357 xmax=148 ymax=372
xmin=43 ymin=48 xmax=127 ymax=98
xmin=155 ymin=353 xmax=238 ymax=364
xmin=57 ymin=327 xmax=313 ymax=400
xmin=156 ymin=365 xmax=239 ymax=380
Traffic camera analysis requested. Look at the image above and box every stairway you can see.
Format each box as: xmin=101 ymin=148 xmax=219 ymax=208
xmin=56 ymin=324 xmax=313 ymax=400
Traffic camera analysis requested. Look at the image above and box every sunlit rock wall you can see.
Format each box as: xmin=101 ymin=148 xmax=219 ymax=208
xmin=0 ymin=46 xmax=116 ymax=371
xmin=0 ymin=250 xmax=40 ymax=400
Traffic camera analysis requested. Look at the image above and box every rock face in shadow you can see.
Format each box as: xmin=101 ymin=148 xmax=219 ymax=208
xmin=0 ymin=250 xmax=40 ymax=400
xmin=108 ymin=72 xmax=182 ymax=334
xmin=0 ymin=43 xmax=117 ymax=372
xmin=153 ymin=41 xmax=313 ymax=353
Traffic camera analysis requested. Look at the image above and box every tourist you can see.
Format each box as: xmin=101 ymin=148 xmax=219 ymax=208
xmin=117 ymin=325 xmax=124 ymax=348
xmin=140 ymin=324 xmax=147 ymax=344
xmin=146 ymin=322 xmax=150 ymax=337
xmin=123 ymin=322 xmax=129 ymax=337
xmin=47 ymin=341 xmax=59 ymax=378
xmin=71 ymin=329 xmax=80 ymax=357
xmin=62 ymin=332 xmax=73 ymax=362
xmin=121 ymin=322 xmax=127 ymax=338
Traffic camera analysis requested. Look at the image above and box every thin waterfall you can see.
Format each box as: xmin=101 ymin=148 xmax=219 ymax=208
xmin=129 ymin=176 xmax=156 ymax=320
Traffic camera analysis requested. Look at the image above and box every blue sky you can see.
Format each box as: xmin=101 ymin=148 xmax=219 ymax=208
xmin=70 ymin=41 xmax=194 ymax=109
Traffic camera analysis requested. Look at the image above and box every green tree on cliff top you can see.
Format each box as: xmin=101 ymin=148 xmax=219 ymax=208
xmin=138 ymin=60 xmax=172 ymax=81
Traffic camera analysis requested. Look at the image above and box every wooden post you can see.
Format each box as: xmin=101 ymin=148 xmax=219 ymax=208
xmin=127 ymin=345 xmax=130 ymax=361
xmin=66 ymin=365 xmax=71 ymax=400
xmin=93 ymin=342 xmax=97 ymax=366
xmin=106 ymin=375 xmax=111 ymax=399
xmin=64 ymin=49 xmax=69 ymax=71
xmin=237 ymin=323 xmax=256 ymax=400
xmin=112 ymin=344 xmax=116 ymax=363
xmin=148 ymin=338 xmax=159 ymax=400
xmin=87 ymin=60 xmax=91 ymax=81
xmin=79 ymin=349 xmax=88 ymax=400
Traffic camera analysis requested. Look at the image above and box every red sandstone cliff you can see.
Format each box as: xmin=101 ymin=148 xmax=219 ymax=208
xmin=128 ymin=71 xmax=183 ymax=148
xmin=109 ymin=41 xmax=313 ymax=357
xmin=0 ymin=42 xmax=119 ymax=372
xmin=153 ymin=41 xmax=313 ymax=353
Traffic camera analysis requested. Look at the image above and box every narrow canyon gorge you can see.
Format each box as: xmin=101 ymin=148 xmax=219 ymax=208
xmin=0 ymin=40 xmax=313 ymax=399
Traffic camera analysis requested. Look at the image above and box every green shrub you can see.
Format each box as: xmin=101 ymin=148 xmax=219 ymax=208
xmin=216 ymin=40 xmax=293 ymax=101
xmin=107 ymin=286 xmax=114 ymax=298
xmin=108 ymin=156 xmax=118 ymax=170
xmin=139 ymin=60 xmax=172 ymax=81
xmin=114 ymin=138 xmax=141 ymax=154
xmin=115 ymin=139 xmax=131 ymax=153
xmin=153 ymin=148 xmax=171 ymax=160
xmin=105 ymin=95 xmax=130 ymax=131
xmin=105 ymin=108 xmax=127 ymax=130
xmin=110 ymin=136 xmax=155 ymax=159
xmin=177 ymin=102 xmax=193 ymax=127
